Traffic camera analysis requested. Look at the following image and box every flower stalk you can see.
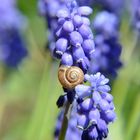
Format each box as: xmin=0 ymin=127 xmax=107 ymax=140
xmin=58 ymin=102 xmax=71 ymax=140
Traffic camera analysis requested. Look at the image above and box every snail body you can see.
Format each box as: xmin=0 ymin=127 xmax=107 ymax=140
xmin=58 ymin=66 xmax=84 ymax=89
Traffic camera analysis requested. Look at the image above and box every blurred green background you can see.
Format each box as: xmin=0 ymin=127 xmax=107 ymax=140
xmin=0 ymin=0 xmax=140 ymax=140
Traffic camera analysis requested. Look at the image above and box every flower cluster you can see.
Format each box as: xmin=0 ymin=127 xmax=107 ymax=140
xmin=55 ymin=73 xmax=116 ymax=140
xmin=75 ymin=73 xmax=116 ymax=139
xmin=53 ymin=2 xmax=95 ymax=73
xmin=0 ymin=0 xmax=27 ymax=68
xmin=89 ymin=11 xmax=122 ymax=78
xmin=38 ymin=0 xmax=94 ymax=54
xmin=131 ymin=0 xmax=140 ymax=31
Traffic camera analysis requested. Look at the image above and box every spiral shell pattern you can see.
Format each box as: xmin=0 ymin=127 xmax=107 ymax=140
xmin=58 ymin=66 xmax=84 ymax=89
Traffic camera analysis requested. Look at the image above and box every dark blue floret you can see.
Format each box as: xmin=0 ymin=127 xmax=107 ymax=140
xmin=56 ymin=95 xmax=66 ymax=108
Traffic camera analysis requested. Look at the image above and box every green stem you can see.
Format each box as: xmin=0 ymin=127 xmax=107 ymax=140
xmin=58 ymin=102 xmax=71 ymax=140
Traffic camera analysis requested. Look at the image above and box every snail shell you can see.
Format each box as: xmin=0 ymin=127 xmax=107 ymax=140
xmin=58 ymin=66 xmax=84 ymax=89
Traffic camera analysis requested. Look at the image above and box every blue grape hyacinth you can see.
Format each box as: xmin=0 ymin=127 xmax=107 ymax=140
xmin=89 ymin=35 xmax=122 ymax=78
xmin=89 ymin=11 xmax=122 ymax=78
xmin=75 ymin=73 xmax=116 ymax=140
xmin=55 ymin=73 xmax=116 ymax=140
xmin=38 ymin=0 xmax=96 ymax=54
xmin=0 ymin=0 xmax=27 ymax=68
xmin=53 ymin=1 xmax=95 ymax=73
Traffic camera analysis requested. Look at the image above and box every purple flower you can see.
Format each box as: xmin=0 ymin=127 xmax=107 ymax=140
xmin=89 ymin=35 xmax=122 ymax=78
xmin=75 ymin=73 xmax=116 ymax=140
xmin=89 ymin=11 xmax=122 ymax=78
xmin=0 ymin=0 xmax=27 ymax=68
xmin=75 ymin=72 xmax=111 ymax=98
xmin=38 ymin=0 xmax=95 ymax=59
xmin=56 ymin=73 xmax=115 ymax=140
xmin=53 ymin=1 xmax=95 ymax=73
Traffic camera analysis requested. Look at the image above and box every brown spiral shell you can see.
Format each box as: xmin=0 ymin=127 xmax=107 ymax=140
xmin=58 ymin=66 xmax=84 ymax=89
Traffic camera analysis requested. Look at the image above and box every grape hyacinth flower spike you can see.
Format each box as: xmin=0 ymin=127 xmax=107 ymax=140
xmin=0 ymin=0 xmax=27 ymax=68
xmin=55 ymin=0 xmax=95 ymax=109
xmin=89 ymin=11 xmax=122 ymax=78
xmin=53 ymin=1 xmax=95 ymax=73
xmin=38 ymin=0 xmax=95 ymax=54
xmin=75 ymin=73 xmax=116 ymax=140
xmin=56 ymin=72 xmax=116 ymax=140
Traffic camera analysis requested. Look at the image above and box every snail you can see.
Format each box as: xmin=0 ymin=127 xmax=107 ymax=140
xmin=58 ymin=66 xmax=84 ymax=89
